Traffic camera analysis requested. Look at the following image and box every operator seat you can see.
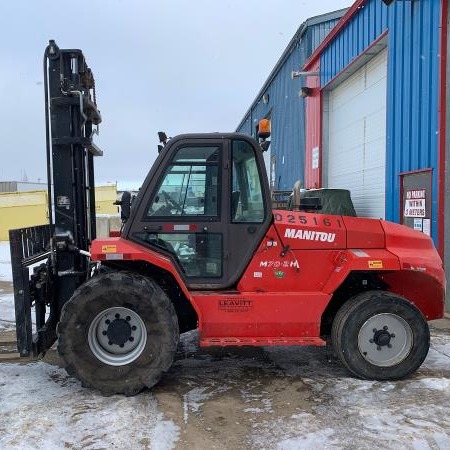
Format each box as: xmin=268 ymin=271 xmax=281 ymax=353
xmin=231 ymin=190 xmax=240 ymax=219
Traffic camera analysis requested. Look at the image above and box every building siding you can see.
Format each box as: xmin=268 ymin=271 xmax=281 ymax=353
xmin=386 ymin=0 xmax=441 ymax=244
xmin=237 ymin=42 xmax=306 ymax=190
xmin=0 ymin=182 xmax=48 ymax=192
xmin=320 ymin=1 xmax=389 ymax=87
xmin=316 ymin=0 xmax=442 ymax=244
xmin=236 ymin=14 xmax=343 ymax=190
xmin=0 ymin=191 xmax=48 ymax=241
xmin=307 ymin=20 xmax=342 ymax=56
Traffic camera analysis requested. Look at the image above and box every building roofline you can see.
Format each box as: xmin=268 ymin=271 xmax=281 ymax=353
xmin=303 ymin=0 xmax=365 ymax=70
xmin=236 ymin=7 xmax=348 ymax=132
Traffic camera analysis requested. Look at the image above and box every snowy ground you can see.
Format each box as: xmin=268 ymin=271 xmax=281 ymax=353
xmin=1 ymin=330 xmax=450 ymax=449
xmin=0 ymin=291 xmax=14 ymax=330
xmin=0 ymin=242 xmax=14 ymax=329
xmin=0 ymin=362 xmax=179 ymax=450
xmin=1 ymin=240 xmax=450 ymax=448
xmin=0 ymin=241 xmax=12 ymax=283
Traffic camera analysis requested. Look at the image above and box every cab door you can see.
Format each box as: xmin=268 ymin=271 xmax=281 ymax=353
xmin=126 ymin=135 xmax=272 ymax=289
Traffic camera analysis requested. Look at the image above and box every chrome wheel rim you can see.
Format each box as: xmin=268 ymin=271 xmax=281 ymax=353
xmin=88 ymin=307 xmax=147 ymax=366
xmin=358 ymin=313 xmax=413 ymax=367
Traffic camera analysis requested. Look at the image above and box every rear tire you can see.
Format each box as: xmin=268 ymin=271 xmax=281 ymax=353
xmin=331 ymin=290 xmax=429 ymax=380
xmin=57 ymin=271 xmax=179 ymax=395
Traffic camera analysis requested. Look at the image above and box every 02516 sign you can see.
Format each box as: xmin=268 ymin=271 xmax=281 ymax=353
xmin=404 ymin=189 xmax=426 ymax=218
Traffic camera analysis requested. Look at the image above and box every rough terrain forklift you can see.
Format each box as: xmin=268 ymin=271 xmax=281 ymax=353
xmin=9 ymin=42 xmax=445 ymax=395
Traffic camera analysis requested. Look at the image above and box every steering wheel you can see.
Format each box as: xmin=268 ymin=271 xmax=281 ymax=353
xmin=161 ymin=190 xmax=183 ymax=213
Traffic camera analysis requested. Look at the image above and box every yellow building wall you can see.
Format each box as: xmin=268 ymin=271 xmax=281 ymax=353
xmin=0 ymin=185 xmax=118 ymax=241
xmin=95 ymin=184 xmax=119 ymax=215
xmin=0 ymin=191 xmax=48 ymax=240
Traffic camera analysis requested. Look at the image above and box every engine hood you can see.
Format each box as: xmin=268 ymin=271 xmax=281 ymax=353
xmin=273 ymin=210 xmax=387 ymax=250
xmin=273 ymin=210 xmax=347 ymax=250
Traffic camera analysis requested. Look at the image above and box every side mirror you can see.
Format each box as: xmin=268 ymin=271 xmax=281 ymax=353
xmin=119 ymin=191 xmax=131 ymax=221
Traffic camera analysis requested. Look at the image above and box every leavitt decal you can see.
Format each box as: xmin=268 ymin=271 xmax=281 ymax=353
xmin=284 ymin=228 xmax=336 ymax=243
xmin=219 ymin=298 xmax=253 ymax=312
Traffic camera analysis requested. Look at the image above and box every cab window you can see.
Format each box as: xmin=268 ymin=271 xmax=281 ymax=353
xmin=133 ymin=232 xmax=222 ymax=278
xmin=147 ymin=145 xmax=220 ymax=217
xmin=231 ymin=140 xmax=265 ymax=222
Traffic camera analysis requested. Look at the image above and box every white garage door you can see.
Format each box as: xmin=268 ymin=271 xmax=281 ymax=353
xmin=327 ymin=49 xmax=387 ymax=219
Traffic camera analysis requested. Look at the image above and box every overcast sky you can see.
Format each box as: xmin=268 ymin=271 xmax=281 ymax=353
xmin=0 ymin=0 xmax=350 ymax=189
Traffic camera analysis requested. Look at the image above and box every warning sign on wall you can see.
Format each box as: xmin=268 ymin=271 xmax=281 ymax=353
xmin=401 ymin=170 xmax=431 ymax=236
xmin=404 ymin=190 xmax=426 ymax=218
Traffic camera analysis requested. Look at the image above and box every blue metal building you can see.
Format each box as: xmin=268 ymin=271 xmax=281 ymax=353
xmin=238 ymin=0 xmax=448 ymax=305
xmin=307 ymin=0 xmax=443 ymax=232
xmin=236 ymin=10 xmax=346 ymax=191
xmin=302 ymin=0 xmax=447 ymax=269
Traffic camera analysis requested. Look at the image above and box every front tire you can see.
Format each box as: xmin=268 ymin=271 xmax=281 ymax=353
xmin=57 ymin=271 xmax=179 ymax=395
xmin=331 ymin=290 xmax=429 ymax=380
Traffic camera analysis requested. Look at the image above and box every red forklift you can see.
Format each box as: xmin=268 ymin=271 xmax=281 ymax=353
xmin=9 ymin=42 xmax=445 ymax=395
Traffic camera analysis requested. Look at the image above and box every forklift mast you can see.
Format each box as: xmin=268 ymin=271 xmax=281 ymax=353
xmin=9 ymin=40 xmax=102 ymax=357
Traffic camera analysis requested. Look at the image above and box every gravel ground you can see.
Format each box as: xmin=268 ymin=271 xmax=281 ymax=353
xmin=1 ymin=326 xmax=450 ymax=449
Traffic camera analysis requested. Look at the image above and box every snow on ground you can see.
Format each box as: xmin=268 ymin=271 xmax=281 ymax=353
xmin=0 ymin=363 xmax=179 ymax=450
xmin=250 ymin=334 xmax=450 ymax=449
xmin=0 ymin=293 xmax=15 ymax=329
xmin=0 ymin=242 xmax=14 ymax=329
xmin=0 ymin=241 xmax=12 ymax=282
xmin=1 ymin=329 xmax=450 ymax=449
xmin=168 ymin=331 xmax=450 ymax=449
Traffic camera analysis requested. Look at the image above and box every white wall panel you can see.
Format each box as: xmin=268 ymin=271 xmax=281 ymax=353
xmin=327 ymin=49 xmax=387 ymax=219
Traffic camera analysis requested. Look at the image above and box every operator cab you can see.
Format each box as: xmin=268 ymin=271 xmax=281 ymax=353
xmin=123 ymin=132 xmax=272 ymax=289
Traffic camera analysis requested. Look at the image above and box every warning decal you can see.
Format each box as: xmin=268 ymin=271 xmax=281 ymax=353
xmin=102 ymin=245 xmax=117 ymax=253
xmin=368 ymin=260 xmax=383 ymax=269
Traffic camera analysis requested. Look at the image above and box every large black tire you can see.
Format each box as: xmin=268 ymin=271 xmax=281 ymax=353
xmin=331 ymin=290 xmax=430 ymax=380
xmin=57 ymin=271 xmax=179 ymax=395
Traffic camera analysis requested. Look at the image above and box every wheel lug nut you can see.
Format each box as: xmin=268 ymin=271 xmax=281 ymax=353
xmin=390 ymin=333 xmax=395 ymax=338
xmin=102 ymin=331 xmax=107 ymax=336
xmin=383 ymin=326 xmax=388 ymax=331
xmin=373 ymin=328 xmax=377 ymax=333
xmin=369 ymin=339 xmax=374 ymax=343
xmin=129 ymin=337 xmax=134 ymax=342
xmin=115 ymin=313 xmax=120 ymax=319
xmin=132 ymin=326 xmax=137 ymax=331
xmin=105 ymin=319 xmax=110 ymax=325
xmin=119 ymin=344 xmax=124 ymax=348
xmin=377 ymin=346 xmax=382 ymax=351
xmin=387 ymin=343 xmax=392 ymax=348
xmin=108 ymin=341 xmax=113 ymax=345
xmin=126 ymin=316 xmax=131 ymax=321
